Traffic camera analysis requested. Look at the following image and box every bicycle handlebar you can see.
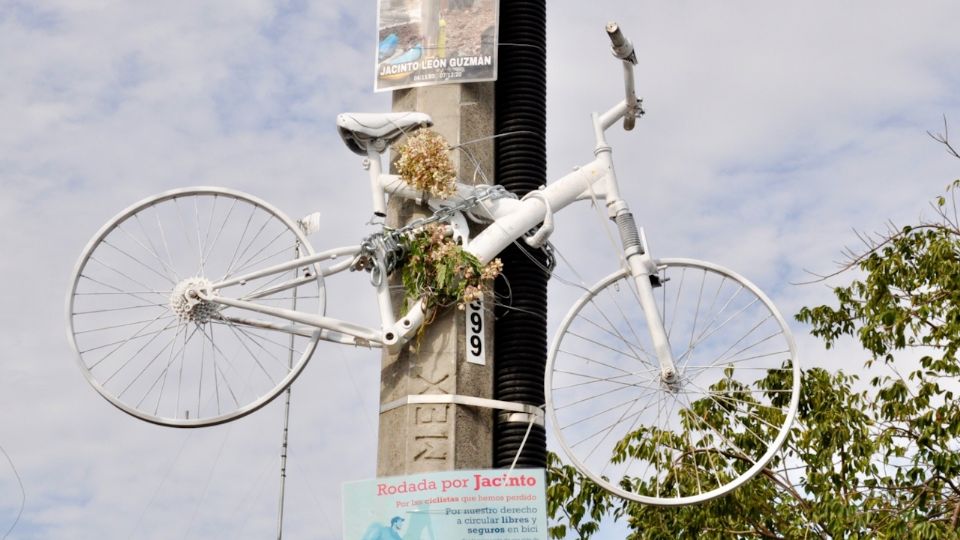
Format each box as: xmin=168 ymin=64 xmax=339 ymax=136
xmin=605 ymin=22 xmax=643 ymax=131
xmin=606 ymin=22 xmax=636 ymax=63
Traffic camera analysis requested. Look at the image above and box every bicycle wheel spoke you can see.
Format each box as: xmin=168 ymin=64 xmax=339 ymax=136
xmin=195 ymin=194 xmax=217 ymax=276
xmin=555 ymin=347 xmax=650 ymax=379
xmin=102 ymin=238 xmax=178 ymax=287
xmin=211 ymin=317 xmax=301 ymax=359
xmin=74 ymin=314 xmax=177 ymax=336
xmin=134 ymin=213 xmax=180 ymax=283
xmin=687 ymin=292 xmax=756 ymax=355
xmin=568 ymin=388 xmax=661 ymax=451
xmin=597 ymin=284 xmax=658 ymax=366
xmin=117 ymin=223 xmax=181 ymax=284
xmin=173 ymin=197 xmax=202 ymax=278
xmin=591 ymin=297 xmax=658 ymax=367
xmin=222 ymin=204 xmax=258 ymax=282
xmin=150 ymin=324 xmax=186 ymax=415
xmin=552 ymin=369 xmax=657 ymax=391
xmin=74 ymin=290 xmax=168 ymax=296
xmin=685 ymin=381 xmax=788 ymax=434
xmin=655 ymin=391 xmax=682 ymax=498
xmin=197 ymin=320 xmax=206 ymax=415
xmin=663 ymin=266 xmax=687 ymax=340
xmin=683 ymin=356 xmax=791 ymax=382
xmin=118 ymin=322 xmax=194 ymax=400
xmin=229 ymin=230 xmax=297 ymax=279
xmin=194 ymin=323 xmax=246 ymax=409
xmin=255 ymin=295 xmax=321 ymax=302
xmin=719 ymin=328 xmax=783 ymax=365
xmin=573 ymin=402 xmax=635 ymax=455
xmin=681 ymin=268 xmax=705 ymax=351
xmin=154 ymin=205 xmax=179 ymax=282
xmin=677 ymin=395 xmax=727 ymax=489
xmin=686 ymin=385 xmax=781 ymax=450
xmin=88 ymin=255 xmax=167 ymax=299
xmin=203 ymin=196 xmax=238 ymax=273
xmin=687 ymin=349 xmax=791 ymax=371
xmin=133 ymin=323 xmax=191 ymax=409
xmin=676 ymin=390 xmax=757 ymax=462
xmin=88 ymin=311 xmax=177 ymax=370
xmin=210 ymin=323 xmax=221 ymax=416
xmin=683 ymin=422 xmax=703 ymax=495
xmin=80 ymin=317 xmax=178 ymax=354
xmin=560 ymin=386 xmax=658 ymax=430
xmin=73 ymin=302 xmax=167 ymax=316
xmin=555 ymin=380 xmax=657 ymax=413
xmin=117 ymin=216 xmax=178 ymax=283
xmin=218 ymin=318 xmax=281 ymax=386
xmin=686 ymin=328 xmax=784 ymax=379
xmin=222 ymin=210 xmax=272 ymax=280
xmin=565 ymin=331 xmax=647 ymax=367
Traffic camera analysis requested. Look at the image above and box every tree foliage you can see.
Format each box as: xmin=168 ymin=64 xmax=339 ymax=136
xmin=547 ymin=138 xmax=960 ymax=538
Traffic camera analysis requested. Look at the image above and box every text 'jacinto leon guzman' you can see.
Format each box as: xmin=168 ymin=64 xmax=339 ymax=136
xmin=377 ymin=472 xmax=538 ymax=495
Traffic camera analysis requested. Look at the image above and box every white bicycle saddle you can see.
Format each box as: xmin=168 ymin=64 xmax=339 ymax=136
xmin=336 ymin=112 xmax=433 ymax=155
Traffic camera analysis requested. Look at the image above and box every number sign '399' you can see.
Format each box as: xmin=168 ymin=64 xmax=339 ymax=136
xmin=466 ymin=297 xmax=485 ymax=365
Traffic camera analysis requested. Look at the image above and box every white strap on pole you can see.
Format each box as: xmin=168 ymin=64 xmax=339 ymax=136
xmin=380 ymin=394 xmax=544 ymax=426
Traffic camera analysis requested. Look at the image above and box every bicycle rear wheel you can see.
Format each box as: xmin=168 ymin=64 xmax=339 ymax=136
xmin=67 ymin=187 xmax=324 ymax=427
xmin=546 ymin=258 xmax=799 ymax=506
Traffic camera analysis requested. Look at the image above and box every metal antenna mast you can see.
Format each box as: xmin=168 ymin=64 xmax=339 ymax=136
xmin=276 ymin=249 xmax=302 ymax=540
xmin=276 ymin=385 xmax=292 ymax=540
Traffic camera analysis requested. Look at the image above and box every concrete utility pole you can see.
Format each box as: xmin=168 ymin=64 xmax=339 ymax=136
xmin=376 ymin=0 xmax=549 ymax=477
xmin=377 ymin=80 xmax=497 ymax=476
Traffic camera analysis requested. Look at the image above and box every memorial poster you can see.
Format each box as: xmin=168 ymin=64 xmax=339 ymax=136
xmin=343 ymin=469 xmax=548 ymax=540
xmin=375 ymin=0 xmax=499 ymax=91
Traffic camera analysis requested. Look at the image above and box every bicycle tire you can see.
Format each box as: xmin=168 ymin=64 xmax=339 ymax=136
xmin=546 ymin=258 xmax=799 ymax=506
xmin=67 ymin=187 xmax=324 ymax=427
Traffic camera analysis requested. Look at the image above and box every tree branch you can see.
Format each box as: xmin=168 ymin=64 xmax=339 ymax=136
xmin=928 ymin=115 xmax=960 ymax=159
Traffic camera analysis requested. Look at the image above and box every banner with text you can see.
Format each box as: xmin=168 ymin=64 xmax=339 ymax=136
xmin=375 ymin=0 xmax=499 ymax=92
xmin=343 ymin=469 xmax=547 ymax=540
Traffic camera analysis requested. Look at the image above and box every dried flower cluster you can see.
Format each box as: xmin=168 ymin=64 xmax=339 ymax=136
xmin=395 ymin=129 xmax=457 ymax=199
xmin=400 ymin=224 xmax=502 ymax=312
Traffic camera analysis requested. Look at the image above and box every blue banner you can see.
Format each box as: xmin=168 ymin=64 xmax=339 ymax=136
xmin=343 ymin=469 xmax=547 ymax=540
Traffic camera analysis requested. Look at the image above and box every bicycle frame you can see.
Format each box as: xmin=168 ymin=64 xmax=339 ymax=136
xmin=195 ymin=97 xmax=677 ymax=380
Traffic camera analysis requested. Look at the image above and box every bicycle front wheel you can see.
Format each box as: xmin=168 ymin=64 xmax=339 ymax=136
xmin=546 ymin=258 xmax=799 ymax=506
xmin=67 ymin=187 xmax=324 ymax=427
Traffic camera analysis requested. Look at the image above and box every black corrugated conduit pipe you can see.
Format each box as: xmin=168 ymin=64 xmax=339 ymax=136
xmin=493 ymin=0 xmax=550 ymax=469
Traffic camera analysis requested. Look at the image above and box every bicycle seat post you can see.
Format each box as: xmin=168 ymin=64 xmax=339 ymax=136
xmin=365 ymin=145 xmax=388 ymax=218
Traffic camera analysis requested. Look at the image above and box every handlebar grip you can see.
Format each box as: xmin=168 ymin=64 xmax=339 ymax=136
xmin=606 ymin=22 xmax=637 ymax=64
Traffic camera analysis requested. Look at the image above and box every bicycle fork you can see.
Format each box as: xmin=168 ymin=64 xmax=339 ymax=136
xmin=612 ymin=207 xmax=680 ymax=388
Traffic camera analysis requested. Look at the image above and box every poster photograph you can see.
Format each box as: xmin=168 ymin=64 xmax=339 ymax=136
xmin=375 ymin=0 xmax=499 ymax=92
xmin=343 ymin=469 xmax=547 ymax=540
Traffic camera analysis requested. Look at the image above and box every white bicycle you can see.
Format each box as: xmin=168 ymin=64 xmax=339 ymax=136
xmin=66 ymin=24 xmax=799 ymax=506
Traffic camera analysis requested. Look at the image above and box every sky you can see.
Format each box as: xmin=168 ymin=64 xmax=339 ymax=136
xmin=2 ymin=1 xmax=960 ymax=538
